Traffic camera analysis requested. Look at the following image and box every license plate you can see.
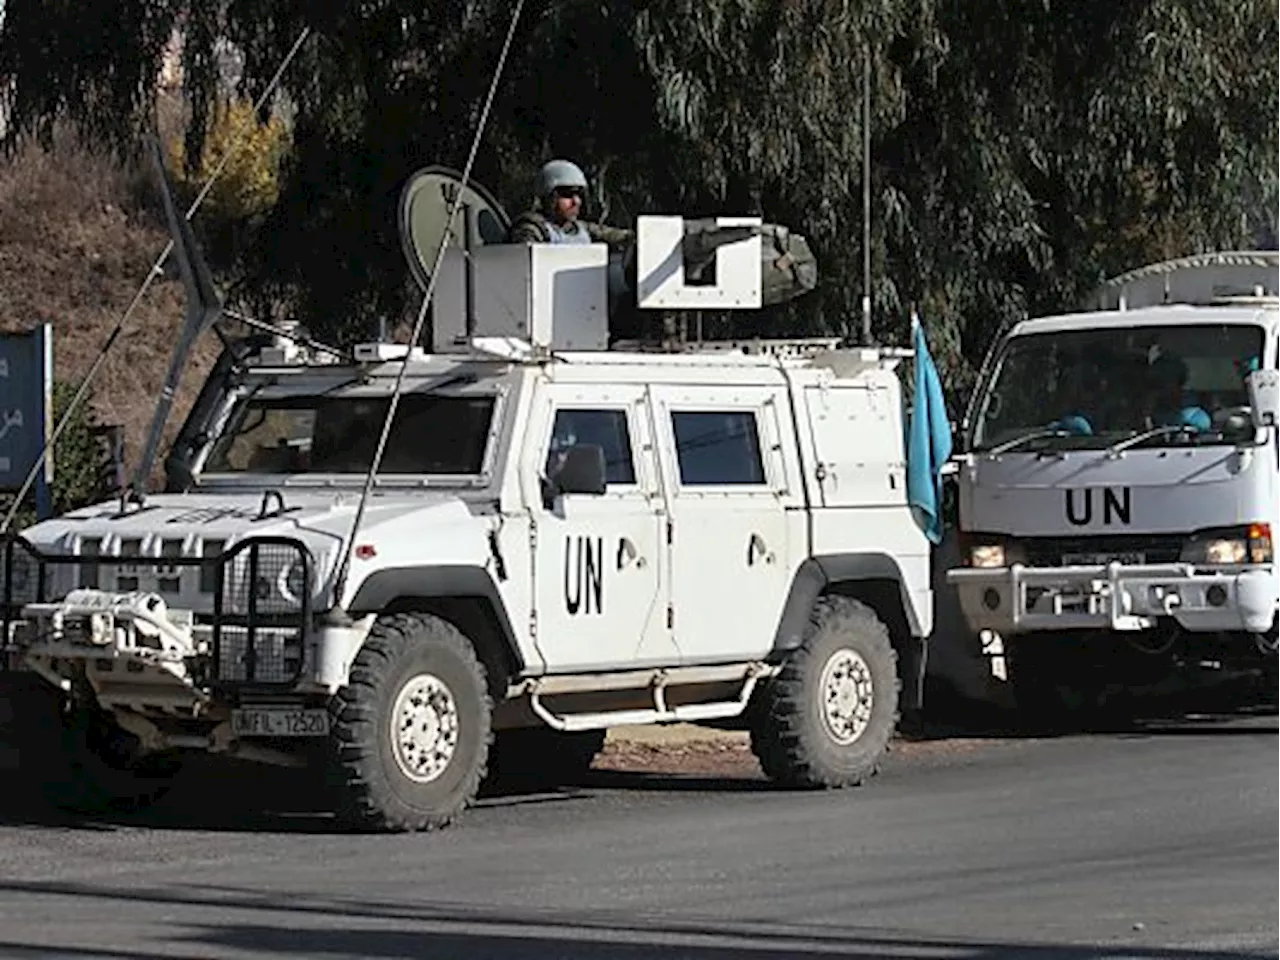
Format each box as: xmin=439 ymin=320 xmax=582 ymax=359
xmin=1061 ymin=551 xmax=1145 ymax=566
xmin=231 ymin=708 xmax=330 ymax=738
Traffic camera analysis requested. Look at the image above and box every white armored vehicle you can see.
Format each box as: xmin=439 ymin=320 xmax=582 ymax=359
xmin=0 ymin=167 xmax=940 ymax=830
xmin=947 ymin=252 xmax=1279 ymax=722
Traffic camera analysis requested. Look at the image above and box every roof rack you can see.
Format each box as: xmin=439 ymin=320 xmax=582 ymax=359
xmin=1087 ymin=250 xmax=1279 ymax=311
xmin=607 ymin=336 xmax=914 ymax=379
xmin=612 ymin=336 xmax=846 ymax=358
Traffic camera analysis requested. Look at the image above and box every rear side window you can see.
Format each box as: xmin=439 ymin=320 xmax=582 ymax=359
xmin=670 ymin=411 xmax=766 ymax=485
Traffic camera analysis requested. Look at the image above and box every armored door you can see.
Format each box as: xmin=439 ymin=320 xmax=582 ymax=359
xmin=526 ymin=383 xmax=674 ymax=672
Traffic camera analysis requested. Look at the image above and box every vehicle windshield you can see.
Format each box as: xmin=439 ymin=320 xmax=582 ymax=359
xmin=970 ymin=322 xmax=1265 ymax=452
xmin=204 ymin=392 xmax=497 ymax=476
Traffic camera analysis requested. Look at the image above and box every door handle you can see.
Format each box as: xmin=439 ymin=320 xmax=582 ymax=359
xmin=617 ymin=537 xmax=645 ymax=570
xmin=747 ymin=533 xmax=774 ymax=566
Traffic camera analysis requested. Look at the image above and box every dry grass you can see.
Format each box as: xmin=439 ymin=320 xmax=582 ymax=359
xmin=0 ymin=126 xmax=221 ymax=490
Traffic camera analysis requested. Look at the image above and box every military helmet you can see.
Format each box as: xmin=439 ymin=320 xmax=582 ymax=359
xmin=536 ymin=159 xmax=588 ymax=198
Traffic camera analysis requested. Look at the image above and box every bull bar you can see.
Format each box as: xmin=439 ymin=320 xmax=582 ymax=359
xmin=947 ymin=560 xmax=1278 ymax=636
xmin=1 ymin=533 xmax=314 ymax=691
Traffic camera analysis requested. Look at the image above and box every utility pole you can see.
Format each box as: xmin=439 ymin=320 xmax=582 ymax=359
xmin=861 ymin=44 xmax=873 ymax=346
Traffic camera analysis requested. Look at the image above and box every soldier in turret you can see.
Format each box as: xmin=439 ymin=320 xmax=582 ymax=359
xmin=507 ymin=159 xmax=634 ymax=248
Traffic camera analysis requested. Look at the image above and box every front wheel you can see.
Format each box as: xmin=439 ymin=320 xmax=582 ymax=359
xmin=327 ymin=612 xmax=492 ymax=832
xmin=749 ymin=597 xmax=899 ymax=789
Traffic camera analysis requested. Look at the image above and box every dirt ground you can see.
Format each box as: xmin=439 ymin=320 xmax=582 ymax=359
xmin=595 ymin=721 xmax=1007 ymax=779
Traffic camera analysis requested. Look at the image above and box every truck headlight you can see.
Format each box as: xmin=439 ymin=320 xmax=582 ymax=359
xmin=219 ymin=541 xmax=314 ymax=615
xmin=278 ymin=561 xmax=308 ymax=606
xmin=969 ymin=544 xmax=1007 ymax=568
xmin=1182 ymin=524 xmax=1273 ymax=566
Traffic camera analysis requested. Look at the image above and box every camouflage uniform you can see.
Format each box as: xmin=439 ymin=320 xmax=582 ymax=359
xmin=508 ymin=158 xmax=634 ymax=249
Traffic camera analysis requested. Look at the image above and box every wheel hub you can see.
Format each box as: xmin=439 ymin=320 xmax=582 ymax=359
xmin=390 ymin=673 xmax=460 ymax=783
xmin=819 ymin=648 xmax=874 ymax=745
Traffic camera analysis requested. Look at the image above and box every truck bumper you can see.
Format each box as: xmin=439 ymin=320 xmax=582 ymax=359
xmin=946 ymin=562 xmax=1278 ymax=636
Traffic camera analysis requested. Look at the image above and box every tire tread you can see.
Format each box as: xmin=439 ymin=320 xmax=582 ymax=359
xmin=750 ymin=596 xmax=899 ymax=789
xmin=328 ymin=612 xmax=491 ymax=832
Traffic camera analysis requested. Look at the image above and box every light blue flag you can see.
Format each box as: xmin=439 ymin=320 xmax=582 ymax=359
xmin=906 ymin=314 xmax=953 ymax=545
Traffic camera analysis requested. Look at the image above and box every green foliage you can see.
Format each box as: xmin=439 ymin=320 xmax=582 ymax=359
xmin=168 ymin=96 xmax=292 ymax=223
xmin=0 ymin=0 xmax=1275 ymax=394
xmin=0 ymin=381 xmax=114 ymax=531
xmin=49 ymin=381 xmax=114 ymax=515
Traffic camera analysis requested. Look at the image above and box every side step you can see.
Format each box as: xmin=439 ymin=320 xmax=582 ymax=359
xmin=516 ymin=662 xmax=777 ymax=733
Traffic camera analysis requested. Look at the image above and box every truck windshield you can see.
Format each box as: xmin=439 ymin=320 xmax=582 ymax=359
xmin=970 ymin=322 xmax=1265 ymax=452
xmin=204 ymin=393 xmax=496 ymax=475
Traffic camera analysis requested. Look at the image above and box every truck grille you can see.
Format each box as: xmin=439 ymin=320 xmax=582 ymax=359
xmin=1023 ymin=534 xmax=1184 ymax=567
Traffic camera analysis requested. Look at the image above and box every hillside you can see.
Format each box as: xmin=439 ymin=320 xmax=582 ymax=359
xmin=0 ymin=129 xmax=221 ymax=502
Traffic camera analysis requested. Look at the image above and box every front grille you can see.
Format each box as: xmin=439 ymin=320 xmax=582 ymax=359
xmin=3 ymin=533 xmax=312 ymax=690
xmin=73 ymin=533 xmax=226 ymax=597
xmin=1023 ymin=534 xmax=1184 ymax=566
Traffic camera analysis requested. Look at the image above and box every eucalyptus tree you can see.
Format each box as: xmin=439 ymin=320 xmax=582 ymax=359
xmin=1 ymin=0 xmax=1274 ymax=389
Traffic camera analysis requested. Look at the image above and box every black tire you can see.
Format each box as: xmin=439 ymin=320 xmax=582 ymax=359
xmin=2 ymin=675 xmax=180 ymax=815
xmin=486 ymin=727 xmax=606 ymax=790
xmin=327 ymin=612 xmax=492 ymax=832
xmin=749 ymin=596 xmax=899 ymax=789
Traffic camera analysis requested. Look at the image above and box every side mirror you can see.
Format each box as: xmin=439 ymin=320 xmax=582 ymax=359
xmin=548 ymin=443 xmax=607 ymax=500
xmin=1246 ymin=369 xmax=1279 ymax=429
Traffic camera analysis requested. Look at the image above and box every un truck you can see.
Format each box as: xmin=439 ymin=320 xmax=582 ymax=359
xmin=947 ymin=252 xmax=1279 ymax=724
xmin=0 ymin=166 xmax=942 ymax=830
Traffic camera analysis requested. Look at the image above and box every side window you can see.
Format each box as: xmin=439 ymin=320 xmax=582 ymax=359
xmin=670 ymin=410 xmax=766 ymax=486
xmin=546 ymin=408 xmax=636 ymax=485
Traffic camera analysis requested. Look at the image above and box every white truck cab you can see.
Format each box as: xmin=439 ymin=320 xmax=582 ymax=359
xmin=947 ymin=252 xmax=1279 ymax=721
xmin=0 ymin=168 xmax=942 ymax=830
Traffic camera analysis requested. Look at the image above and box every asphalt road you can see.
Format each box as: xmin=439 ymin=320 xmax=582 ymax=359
xmin=0 ymin=711 xmax=1275 ymax=960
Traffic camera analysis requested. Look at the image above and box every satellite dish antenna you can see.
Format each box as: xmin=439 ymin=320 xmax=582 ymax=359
xmin=398 ymin=165 xmax=511 ymax=293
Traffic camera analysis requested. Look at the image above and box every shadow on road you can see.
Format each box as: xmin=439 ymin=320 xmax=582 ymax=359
xmin=0 ymin=687 xmax=1271 ymax=835
xmin=899 ymin=680 xmax=1277 ymax=745
xmin=0 ymin=879 xmax=1271 ymax=960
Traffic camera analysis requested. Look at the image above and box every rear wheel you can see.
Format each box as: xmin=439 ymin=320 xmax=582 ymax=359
xmin=749 ymin=597 xmax=899 ymax=789
xmin=327 ymin=612 xmax=492 ymax=832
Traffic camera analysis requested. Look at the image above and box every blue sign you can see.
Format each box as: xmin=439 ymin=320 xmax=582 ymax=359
xmin=0 ymin=324 xmax=53 ymax=517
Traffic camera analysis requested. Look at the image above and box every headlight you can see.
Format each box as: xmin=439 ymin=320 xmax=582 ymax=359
xmin=969 ymin=544 xmax=1007 ymax=568
xmin=1182 ymin=524 xmax=1273 ymax=566
xmin=278 ymin=561 xmax=308 ymax=605
xmin=219 ymin=541 xmax=314 ymax=615
xmin=1204 ymin=538 xmax=1247 ymax=565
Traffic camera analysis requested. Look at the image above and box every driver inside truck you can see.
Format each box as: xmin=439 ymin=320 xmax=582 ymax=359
xmin=1047 ymin=363 xmax=1096 ymax=436
xmin=1047 ymin=354 xmax=1113 ymax=436
xmin=1142 ymin=354 xmax=1211 ymax=433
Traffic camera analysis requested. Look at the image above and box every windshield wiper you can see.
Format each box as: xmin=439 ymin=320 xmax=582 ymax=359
xmin=1104 ymin=424 xmax=1196 ymax=458
xmin=982 ymin=428 xmax=1069 ymax=457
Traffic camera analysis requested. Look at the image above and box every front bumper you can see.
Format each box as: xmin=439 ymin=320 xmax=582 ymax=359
xmin=1 ymin=533 xmax=352 ymax=697
xmin=946 ymin=561 xmax=1278 ymax=635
